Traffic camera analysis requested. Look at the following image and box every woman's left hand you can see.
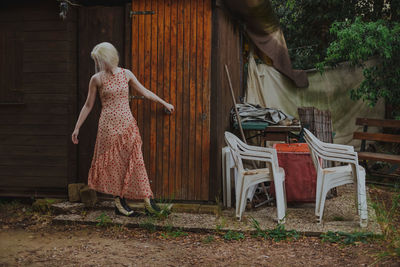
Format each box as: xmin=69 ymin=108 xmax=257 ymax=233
xmin=164 ymin=103 xmax=175 ymax=114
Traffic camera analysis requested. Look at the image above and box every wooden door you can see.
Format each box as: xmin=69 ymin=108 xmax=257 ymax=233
xmin=130 ymin=0 xmax=211 ymax=200
xmin=78 ymin=5 xmax=130 ymax=182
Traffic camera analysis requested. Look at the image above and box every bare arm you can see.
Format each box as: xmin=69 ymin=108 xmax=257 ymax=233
xmin=71 ymin=74 xmax=101 ymax=144
xmin=126 ymin=69 xmax=174 ymax=113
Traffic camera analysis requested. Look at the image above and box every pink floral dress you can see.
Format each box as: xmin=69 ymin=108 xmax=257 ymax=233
xmin=88 ymin=68 xmax=153 ymax=199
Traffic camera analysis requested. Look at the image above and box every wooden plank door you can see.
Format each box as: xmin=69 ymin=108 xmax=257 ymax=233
xmin=130 ymin=0 xmax=211 ymax=201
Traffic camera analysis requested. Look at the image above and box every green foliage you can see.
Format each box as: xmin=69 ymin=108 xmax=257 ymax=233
xmin=223 ymin=230 xmax=245 ymax=241
xmin=215 ymin=216 xmax=227 ymax=234
xmin=251 ymin=217 xmax=268 ymax=239
xmin=161 ymin=227 xmax=188 ymax=239
xmin=0 ymin=199 xmax=21 ymax=208
xmin=251 ymin=217 xmax=299 ymax=242
xmin=202 ymin=235 xmax=215 ymax=244
xmin=332 ymin=216 xmax=345 ymax=221
xmin=371 ymin=191 xmax=400 ymax=260
xmin=270 ymin=0 xmax=400 ymax=70
xmin=95 ymin=212 xmax=112 ymax=227
xmin=266 ymin=224 xmax=299 ymax=242
xmin=139 ymin=218 xmax=157 ymax=233
xmin=271 ymin=0 xmax=354 ymax=69
xmin=319 ymin=18 xmax=400 ymax=108
xmin=321 ymin=231 xmax=377 ymax=245
xmin=372 ymin=191 xmax=400 ymax=236
xmin=32 ymin=198 xmax=59 ymax=213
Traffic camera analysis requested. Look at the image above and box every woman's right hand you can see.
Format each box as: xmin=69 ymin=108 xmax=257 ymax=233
xmin=71 ymin=128 xmax=79 ymax=144
xmin=164 ymin=103 xmax=175 ymax=114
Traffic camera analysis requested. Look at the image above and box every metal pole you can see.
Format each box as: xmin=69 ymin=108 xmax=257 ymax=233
xmin=225 ymin=64 xmax=247 ymax=144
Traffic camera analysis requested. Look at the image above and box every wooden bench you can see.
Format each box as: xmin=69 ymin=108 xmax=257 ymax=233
xmin=353 ymin=118 xmax=400 ymax=164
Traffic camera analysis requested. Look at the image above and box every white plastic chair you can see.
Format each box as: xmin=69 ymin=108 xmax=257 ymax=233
xmin=222 ymin=146 xmax=258 ymax=208
xmin=222 ymin=146 xmax=235 ymax=208
xmin=224 ymin=132 xmax=286 ymax=222
xmin=303 ymin=128 xmax=368 ymax=227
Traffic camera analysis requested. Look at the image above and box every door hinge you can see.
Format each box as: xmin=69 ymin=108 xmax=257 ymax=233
xmin=130 ymin=11 xmax=155 ymax=17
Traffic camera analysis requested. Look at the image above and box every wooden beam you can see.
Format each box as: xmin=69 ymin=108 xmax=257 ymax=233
xmin=353 ymin=132 xmax=400 ymax=143
xmin=356 ymin=118 xmax=400 ymax=128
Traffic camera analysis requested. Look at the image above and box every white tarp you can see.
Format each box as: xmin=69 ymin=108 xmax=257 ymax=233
xmin=245 ymin=54 xmax=385 ymax=147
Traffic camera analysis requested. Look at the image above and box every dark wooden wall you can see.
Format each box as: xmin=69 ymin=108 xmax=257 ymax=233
xmin=0 ymin=0 xmax=77 ymax=197
xmin=209 ymin=2 xmax=242 ymax=201
xmin=77 ymin=5 xmax=131 ymax=183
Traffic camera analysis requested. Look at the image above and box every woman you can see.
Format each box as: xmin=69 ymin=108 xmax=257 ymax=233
xmin=72 ymin=42 xmax=174 ymax=217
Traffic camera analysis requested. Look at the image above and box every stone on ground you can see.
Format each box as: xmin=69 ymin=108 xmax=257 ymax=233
xmin=79 ymin=186 xmax=97 ymax=207
xmin=68 ymin=183 xmax=85 ymax=202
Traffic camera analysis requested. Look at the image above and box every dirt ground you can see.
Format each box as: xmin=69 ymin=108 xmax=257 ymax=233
xmin=0 ymin=189 xmax=399 ymax=267
xmin=0 ymin=226 xmax=391 ymax=267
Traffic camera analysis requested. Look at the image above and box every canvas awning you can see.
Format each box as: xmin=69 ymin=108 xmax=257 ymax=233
xmin=223 ymin=0 xmax=309 ymax=88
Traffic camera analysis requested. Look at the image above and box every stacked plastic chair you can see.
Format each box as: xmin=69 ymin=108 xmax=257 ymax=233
xmin=303 ymin=128 xmax=368 ymax=227
xmin=224 ymin=132 xmax=286 ymax=223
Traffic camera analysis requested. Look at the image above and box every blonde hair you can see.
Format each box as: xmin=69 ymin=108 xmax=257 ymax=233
xmin=91 ymin=42 xmax=119 ymax=73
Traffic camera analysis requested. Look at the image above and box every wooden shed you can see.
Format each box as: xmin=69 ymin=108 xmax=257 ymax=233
xmin=0 ymin=0 xmax=242 ymax=202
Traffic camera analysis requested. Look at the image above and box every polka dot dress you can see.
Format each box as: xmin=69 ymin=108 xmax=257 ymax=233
xmin=88 ymin=68 xmax=153 ymax=200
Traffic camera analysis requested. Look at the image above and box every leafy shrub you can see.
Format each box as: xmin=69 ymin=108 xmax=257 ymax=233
xmin=371 ymin=190 xmax=400 ymax=260
xmin=251 ymin=217 xmax=299 ymax=242
xmin=318 ymin=18 xmax=400 ymax=109
xmin=223 ymin=230 xmax=245 ymax=241
xmin=95 ymin=212 xmax=112 ymax=227
xmin=271 ymin=0 xmax=400 ymax=70
xmin=321 ymin=231 xmax=377 ymax=245
xmin=202 ymin=235 xmax=215 ymax=244
xmin=161 ymin=228 xmax=188 ymax=239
